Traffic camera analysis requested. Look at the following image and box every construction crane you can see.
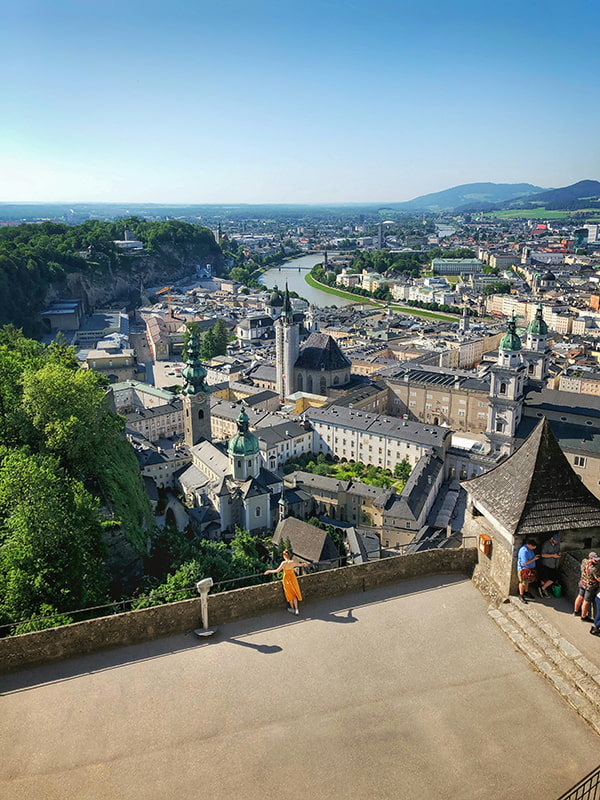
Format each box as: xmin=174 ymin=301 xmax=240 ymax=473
xmin=156 ymin=286 xmax=174 ymax=317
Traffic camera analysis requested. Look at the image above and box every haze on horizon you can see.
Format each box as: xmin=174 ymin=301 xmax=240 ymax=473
xmin=2 ymin=0 xmax=598 ymax=206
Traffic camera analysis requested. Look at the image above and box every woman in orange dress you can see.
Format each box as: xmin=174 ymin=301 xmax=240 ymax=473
xmin=264 ymin=550 xmax=308 ymax=615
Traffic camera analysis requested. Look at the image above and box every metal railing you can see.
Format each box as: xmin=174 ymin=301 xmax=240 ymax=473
xmin=556 ymin=765 xmax=600 ymax=800
xmin=0 ymin=559 xmax=343 ymax=636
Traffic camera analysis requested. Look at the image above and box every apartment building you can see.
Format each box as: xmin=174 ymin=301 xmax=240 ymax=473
xmin=125 ymin=399 xmax=184 ymax=442
xmin=382 ymin=367 xmax=490 ymax=433
xmin=304 ymin=404 xmax=451 ymax=471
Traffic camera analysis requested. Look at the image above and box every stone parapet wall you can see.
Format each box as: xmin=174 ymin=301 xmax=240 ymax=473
xmin=0 ymin=548 xmax=476 ymax=674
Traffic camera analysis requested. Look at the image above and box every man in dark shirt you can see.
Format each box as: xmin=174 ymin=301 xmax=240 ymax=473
xmin=538 ymin=534 xmax=560 ymax=598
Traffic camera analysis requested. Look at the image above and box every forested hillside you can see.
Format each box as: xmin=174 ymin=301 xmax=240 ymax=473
xmin=0 ymin=328 xmax=153 ymax=633
xmin=0 ymin=219 xmax=222 ymax=335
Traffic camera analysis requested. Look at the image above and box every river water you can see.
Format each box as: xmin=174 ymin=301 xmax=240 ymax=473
xmin=259 ymin=253 xmax=356 ymax=308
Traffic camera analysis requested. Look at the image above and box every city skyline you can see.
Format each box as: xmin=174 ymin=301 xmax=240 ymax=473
xmin=3 ymin=0 xmax=599 ymax=204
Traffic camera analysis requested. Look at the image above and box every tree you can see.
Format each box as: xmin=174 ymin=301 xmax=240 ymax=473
xmin=0 ymin=450 xmax=109 ymax=627
xmin=200 ymin=328 xmax=217 ymax=360
xmin=212 ymin=319 xmax=229 ymax=356
xmin=394 ymin=458 xmax=412 ymax=482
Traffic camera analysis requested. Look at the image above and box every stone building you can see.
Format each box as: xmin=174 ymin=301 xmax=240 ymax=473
xmin=462 ymin=418 xmax=600 ymax=602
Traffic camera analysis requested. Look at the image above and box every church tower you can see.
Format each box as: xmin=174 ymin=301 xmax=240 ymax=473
xmin=275 ymin=284 xmax=300 ymax=401
xmin=487 ymin=314 xmax=526 ymax=456
xmin=522 ymin=304 xmax=549 ymax=381
xmin=182 ymin=325 xmax=212 ymax=447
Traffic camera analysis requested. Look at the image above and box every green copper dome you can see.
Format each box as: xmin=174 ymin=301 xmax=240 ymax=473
xmin=227 ymin=408 xmax=259 ymax=456
xmin=527 ymin=305 xmax=548 ymax=336
xmin=499 ymin=315 xmax=522 ymax=351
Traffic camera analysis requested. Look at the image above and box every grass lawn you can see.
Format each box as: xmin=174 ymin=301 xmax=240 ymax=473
xmin=487 ymin=208 xmax=570 ymax=220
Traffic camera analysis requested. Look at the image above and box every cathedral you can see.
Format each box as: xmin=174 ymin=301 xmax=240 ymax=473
xmin=275 ymin=285 xmax=352 ymax=401
xmin=178 ymin=327 xmax=282 ymax=536
xmin=486 ymin=305 xmax=550 ymax=455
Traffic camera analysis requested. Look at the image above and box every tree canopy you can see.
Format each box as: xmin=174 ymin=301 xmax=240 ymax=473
xmin=0 ymin=329 xmax=153 ymax=631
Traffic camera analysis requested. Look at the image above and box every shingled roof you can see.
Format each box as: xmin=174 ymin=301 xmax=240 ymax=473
xmin=294 ymin=332 xmax=351 ymax=372
xmin=462 ymin=418 xmax=600 ymax=537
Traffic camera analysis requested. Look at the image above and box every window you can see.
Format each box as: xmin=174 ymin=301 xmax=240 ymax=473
xmin=499 ymin=382 xmax=507 ymax=395
xmin=255 ymin=507 xmax=261 ymax=517
xmin=574 ymin=456 xmax=587 ymax=468
xmin=496 ymin=420 xmax=503 ymax=432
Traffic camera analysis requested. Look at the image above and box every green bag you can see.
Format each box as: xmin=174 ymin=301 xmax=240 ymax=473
xmin=552 ymin=584 xmax=562 ymax=598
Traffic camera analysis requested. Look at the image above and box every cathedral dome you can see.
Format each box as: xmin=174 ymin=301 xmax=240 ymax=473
xmin=527 ymin=306 xmax=548 ymax=336
xmin=269 ymin=285 xmax=284 ymax=307
xmin=227 ymin=408 xmax=260 ymax=457
xmin=542 ymin=269 xmax=556 ymax=281
xmin=499 ymin=315 xmax=522 ymax=351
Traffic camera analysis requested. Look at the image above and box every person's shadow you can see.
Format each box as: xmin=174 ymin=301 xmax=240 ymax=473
xmin=228 ymin=638 xmax=282 ymax=654
xmin=320 ymin=609 xmax=357 ymax=624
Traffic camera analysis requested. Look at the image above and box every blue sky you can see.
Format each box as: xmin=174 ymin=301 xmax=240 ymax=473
xmin=2 ymin=0 xmax=598 ymax=203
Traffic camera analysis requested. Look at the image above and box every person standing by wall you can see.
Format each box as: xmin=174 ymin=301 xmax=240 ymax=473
xmin=538 ymin=534 xmax=561 ymax=598
xmin=573 ymin=552 xmax=600 ymax=622
xmin=265 ymin=549 xmax=309 ymax=615
xmin=517 ymin=539 xmax=539 ymax=604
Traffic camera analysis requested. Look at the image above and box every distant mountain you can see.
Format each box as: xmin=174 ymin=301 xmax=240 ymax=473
xmin=396 ymin=183 xmax=546 ymax=212
xmin=460 ymin=179 xmax=600 ymax=214
xmin=519 ymin=180 xmax=600 ymax=208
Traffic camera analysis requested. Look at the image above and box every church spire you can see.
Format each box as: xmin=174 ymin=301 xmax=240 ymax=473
xmin=282 ymin=282 xmax=293 ymax=322
xmin=182 ymin=325 xmax=209 ymax=396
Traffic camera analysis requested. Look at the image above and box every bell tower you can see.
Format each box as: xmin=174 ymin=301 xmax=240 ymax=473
xmin=275 ymin=284 xmax=300 ymax=401
xmin=487 ymin=315 xmax=525 ymax=456
xmin=182 ymin=325 xmax=212 ymax=447
xmin=522 ymin=304 xmax=549 ymax=381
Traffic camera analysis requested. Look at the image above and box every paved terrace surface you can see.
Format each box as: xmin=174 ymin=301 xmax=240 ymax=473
xmin=1 ymin=575 xmax=599 ymax=800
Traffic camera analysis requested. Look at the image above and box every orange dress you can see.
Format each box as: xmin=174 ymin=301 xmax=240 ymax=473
xmin=282 ymin=565 xmax=302 ymax=603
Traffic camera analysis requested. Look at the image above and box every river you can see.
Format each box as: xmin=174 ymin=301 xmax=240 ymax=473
xmin=259 ymin=253 xmax=356 ymax=308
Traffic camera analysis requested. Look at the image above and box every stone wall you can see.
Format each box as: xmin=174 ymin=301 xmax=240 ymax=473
xmin=0 ymin=548 xmax=476 ymax=674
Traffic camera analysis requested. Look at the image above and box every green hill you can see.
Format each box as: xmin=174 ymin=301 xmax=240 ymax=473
xmin=394 ymin=182 xmax=546 ymax=212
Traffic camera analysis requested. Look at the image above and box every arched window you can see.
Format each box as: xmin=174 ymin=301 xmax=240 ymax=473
xmin=320 ymin=377 xmax=327 ymax=395
xmin=499 ymin=381 xmax=507 ymax=395
xmin=333 ymin=375 xmax=340 ymax=385
xmin=198 ymin=409 xmax=204 ymax=420
xmin=297 ymin=374 xmax=303 ymax=392
xmin=307 ymin=375 xmax=313 ymax=393
xmin=255 ymin=506 xmax=261 ymax=517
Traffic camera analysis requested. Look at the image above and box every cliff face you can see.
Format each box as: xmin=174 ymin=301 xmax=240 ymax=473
xmin=46 ymin=244 xmax=223 ymax=311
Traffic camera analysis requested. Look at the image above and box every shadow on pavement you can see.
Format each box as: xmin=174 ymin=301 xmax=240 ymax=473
xmin=1 ymin=573 xmax=468 ymax=695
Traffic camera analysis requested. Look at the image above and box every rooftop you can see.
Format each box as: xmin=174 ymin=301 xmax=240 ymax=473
xmin=2 ymin=574 xmax=598 ymax=800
